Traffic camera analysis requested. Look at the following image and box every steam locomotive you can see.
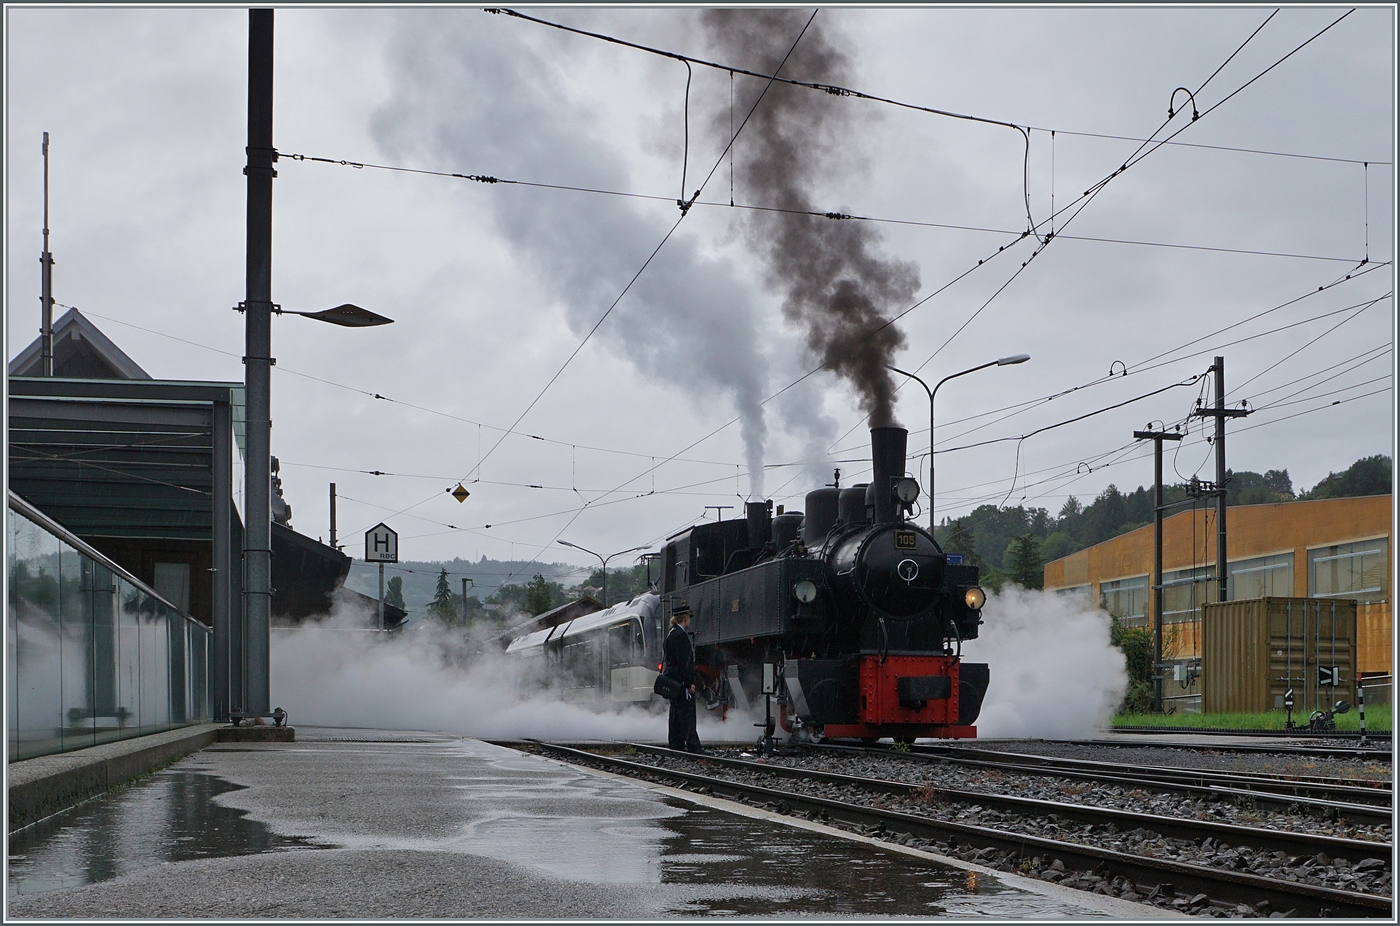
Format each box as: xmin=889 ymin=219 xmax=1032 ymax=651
xmin=506 ymin=426 xmax=989 ymax=742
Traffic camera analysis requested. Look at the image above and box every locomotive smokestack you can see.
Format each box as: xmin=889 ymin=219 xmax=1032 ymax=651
xmin=746 ymin=500 xmax=772 ymax=549
xmin=869 ymin=426 xmax=907 ymax=525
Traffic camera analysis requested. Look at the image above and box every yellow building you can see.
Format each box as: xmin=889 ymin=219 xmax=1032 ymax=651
xmin=1043 ymin=495 xmax=1392 ymax=709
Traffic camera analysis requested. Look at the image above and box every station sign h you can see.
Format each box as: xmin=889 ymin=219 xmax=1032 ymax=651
xmin=365 ymin=523 xmax=398 ymax=563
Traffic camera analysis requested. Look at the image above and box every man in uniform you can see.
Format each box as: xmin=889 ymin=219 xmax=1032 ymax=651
xmin=662 ymin=611 xmax=703 ymax=753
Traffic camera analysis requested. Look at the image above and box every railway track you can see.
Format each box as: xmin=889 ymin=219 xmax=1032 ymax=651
xmin=821 ymin=742 xmax=1394 ymax=816
xmin=1064 ymin=737 xmax=1392 ymax=762
xmin=523 ymin=741 xmax=1392 ymax=918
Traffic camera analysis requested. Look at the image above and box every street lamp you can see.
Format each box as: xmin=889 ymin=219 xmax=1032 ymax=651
xmin=559 ymin=541 xmax=648 ymax=606
xmin=889 ymin=354 xmax=1029 ymax=533
xmin=231 ymin=9 xmax=395 ymax=727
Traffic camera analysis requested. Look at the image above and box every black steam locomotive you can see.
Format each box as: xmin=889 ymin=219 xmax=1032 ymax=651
xmin=662 ymin=426 xmax=989 ymax=742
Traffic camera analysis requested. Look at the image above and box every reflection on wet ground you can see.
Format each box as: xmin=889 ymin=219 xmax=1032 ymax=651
xmin=7 ymin=767 xmax=317 ymax=896
xmin=649 ymin=798 xmax=1063 ymax=917
xmin=8 ymin=745 xmax=1102 ymax=918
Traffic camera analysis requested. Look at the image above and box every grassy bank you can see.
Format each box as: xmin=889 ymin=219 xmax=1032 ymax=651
xmin=1112 ymin=706 xmax=1390 ymax=732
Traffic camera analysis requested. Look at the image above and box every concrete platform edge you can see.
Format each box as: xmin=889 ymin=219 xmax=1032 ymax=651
xmin=7 ymin=723 xmax=223 ymax=832
xmin=546 ymin=755 xmax=1190 ymax=920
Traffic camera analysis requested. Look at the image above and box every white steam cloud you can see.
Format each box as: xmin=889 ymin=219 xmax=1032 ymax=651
xmin=270 ymin=597 xmax=740 ymax=742
xmin=962 ymin=586 xmax=1127 ymax=740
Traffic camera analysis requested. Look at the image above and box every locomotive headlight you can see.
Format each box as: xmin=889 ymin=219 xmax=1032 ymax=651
xmin=793 ymin=579 xmax=819 ymax=604
xmin=894 ymin=477 xmax=920 ymax=505
xmin=963 ymin=586 xmax=986 ymax=610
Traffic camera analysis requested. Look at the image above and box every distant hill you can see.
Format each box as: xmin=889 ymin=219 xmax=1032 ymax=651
xmin=343 ymin=556 xmax=584 ymax=616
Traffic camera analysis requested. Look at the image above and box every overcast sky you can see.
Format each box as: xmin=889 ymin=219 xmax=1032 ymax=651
xmin=5 ymin=6 xmax=1395 ymax=579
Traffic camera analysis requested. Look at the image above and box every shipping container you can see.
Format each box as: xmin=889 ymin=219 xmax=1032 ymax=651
xmin=1201 ymin=597 xmax=1357 ymax=717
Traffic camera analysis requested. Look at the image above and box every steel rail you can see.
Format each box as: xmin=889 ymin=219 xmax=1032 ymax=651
xmin=1067 ymin=737 xmax=1392 ymax=762
xmin=886 ymin=743 xmax=1393 ymax=809
xmin=530 ymin=742 xmax=1392 ymax=919
xmin=620 ymin=743 xmax=1391 ymax=855
xmin=805 ymin=745 xmax=1391 ymax=820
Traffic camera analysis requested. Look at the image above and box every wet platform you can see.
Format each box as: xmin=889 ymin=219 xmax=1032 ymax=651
xmin=8 ymin=727 xmax=1165 ymax=918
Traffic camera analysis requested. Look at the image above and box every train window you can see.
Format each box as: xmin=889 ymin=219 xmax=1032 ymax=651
xmin=608 ymin=623 xmax=633 ymax=667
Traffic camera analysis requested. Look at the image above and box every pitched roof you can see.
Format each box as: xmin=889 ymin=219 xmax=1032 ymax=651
xmin=8 ymin=306 xmax=151 ymax=379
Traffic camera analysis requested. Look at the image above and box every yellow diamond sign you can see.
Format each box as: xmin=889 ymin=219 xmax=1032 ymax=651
xmin=451 ymin=483 xmax=471 ymax=503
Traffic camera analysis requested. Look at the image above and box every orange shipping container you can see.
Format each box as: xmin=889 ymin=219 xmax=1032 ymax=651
xmin=1202 ymin=597 xmax=1357 ymax=716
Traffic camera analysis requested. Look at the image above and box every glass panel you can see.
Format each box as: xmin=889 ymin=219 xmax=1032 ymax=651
xmin=169 ymin=614 xmax=188 ymax=724
xmin=8 ymin=506 xmax=212 ymax=760
xmin=59 ymin=540 xmax=96 ymax=753
xmin=115 ymin=576 xmax=142 ymax=740
xmin=1310 ymin=539 xmax=1389 ymax=604
xmin=1228 ymin=553 xmax=1294 ymax=600
xmin=91 ymin=562 xmax=122 ymax=747
xmin=139 ymin=598 xmax=172 ymax=735
xmin=1099 ymin=576 xmax=1148 ymax=627
xmin=10 ymin=513 xmax=64 ymax=760
xmin=1163 ymin=566 xmax=1216 ymax=625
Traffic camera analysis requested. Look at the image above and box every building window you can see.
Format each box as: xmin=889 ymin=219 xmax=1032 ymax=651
xmin=1054 ymin=585 xmax=1092 ymax=607
xmin=1162 ymin=566 xmax=1216 ymax=625
xmin=1228 ymin=553 xmax=1294 ymax=601
xmin=152 ymin=561 xmax=191 ymax=613
xmin=1100 ymin=576 xmax=1148 ymax=627
xmin=1309 ymin=538 xmax=1389 ymax=604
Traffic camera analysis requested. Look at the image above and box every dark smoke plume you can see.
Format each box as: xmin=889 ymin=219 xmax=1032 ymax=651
xmin=703 ymin=9 xmax=918 ymax=427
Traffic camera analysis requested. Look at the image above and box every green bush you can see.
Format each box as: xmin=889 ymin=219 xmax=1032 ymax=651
xmin=1110 ymin=617 xmax=1155 ymax=714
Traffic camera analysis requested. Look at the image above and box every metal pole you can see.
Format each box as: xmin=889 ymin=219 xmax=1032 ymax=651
xmin=1153 ymin=439 xmax=1164 ymax=712
xmin=1135 ymin=428 xmax=1182 ymax=714
xmin=1213 ymin=356 xmax=1228 ymax=603
xmin=40 ymin=132 xmax=55 ymax=376
xmin=461 ymin=577 xmax=470 ymax=623
xmin=378 ymin=563 xmax=385 ymax=633
xmin=242 ymin=8 xmax=276 ymax=718
xmin=329 ymin=483 xmax=337 ymax=548
xmin=601 ymin=555 xmax=608 ymax=607
xmin=929 ymin=387 xmax=936 ymax=532
xmin=212 ymin=400 xmax=232 ymax=722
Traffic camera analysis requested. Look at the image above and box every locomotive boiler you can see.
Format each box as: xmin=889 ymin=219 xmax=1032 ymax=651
xmin=662 ymin=426 xmax=989 ymax=742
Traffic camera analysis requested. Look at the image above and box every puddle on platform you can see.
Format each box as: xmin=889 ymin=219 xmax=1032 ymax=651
xmin=7 ymin=769 xmax=318 ymax=896
xmin=649 ymin=799 xmax=1082 ymax=917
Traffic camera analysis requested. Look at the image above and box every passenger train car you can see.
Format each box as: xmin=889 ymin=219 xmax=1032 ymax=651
xmin=505 ymin=426 xmax=990 ymax=742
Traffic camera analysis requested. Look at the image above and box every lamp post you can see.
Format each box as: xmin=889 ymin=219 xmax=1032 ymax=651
xmin=559 ymin=541 xmax=648 ymax=606
xmin=234 ymin=9 xmax=392 ymax=725
xmin=889 ymin=353 xmax=1029 ymax=533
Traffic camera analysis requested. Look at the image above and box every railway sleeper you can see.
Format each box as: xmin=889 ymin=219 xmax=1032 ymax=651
xmin=532 ymin=744 xmax=1391 ymax=918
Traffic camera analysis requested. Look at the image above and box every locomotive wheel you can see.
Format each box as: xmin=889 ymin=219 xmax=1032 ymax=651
xmin=894 ymin=735 xmax=917 ymax=746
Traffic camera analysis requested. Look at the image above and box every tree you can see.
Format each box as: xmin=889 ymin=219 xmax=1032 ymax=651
xmin=1041 ymin=531 xmax=1077 ymax=564
xmin=941 ymin=518 xmax=978 ymax=565
xmin=1007 ymin=534 xmax=1043 ymax=589
xmin=1110 ymin=617 xmax=1155 ymax=714
xmin=1300 ymin=455 xmax=1392 ymax=500
xmin=430 ymin=568 xmax=455 ymax=621
xmin=385 ymin=575 xmax=405 ymax=610
xmin=525 ymin=573 xmax=555 ymax=615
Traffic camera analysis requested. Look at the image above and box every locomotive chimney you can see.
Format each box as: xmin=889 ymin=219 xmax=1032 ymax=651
xmin=869 ymin=426 xmax=907 ymax=525
xmin=746 ymin=500 xmax=772 ymax=549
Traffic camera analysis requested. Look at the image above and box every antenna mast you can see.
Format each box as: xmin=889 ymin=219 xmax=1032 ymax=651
xmin=40 ymin=132 xmax=55 ymax=376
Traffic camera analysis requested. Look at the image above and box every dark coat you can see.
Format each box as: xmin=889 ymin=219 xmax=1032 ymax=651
xmin=662 ymin=622 xmax=697 ymax=688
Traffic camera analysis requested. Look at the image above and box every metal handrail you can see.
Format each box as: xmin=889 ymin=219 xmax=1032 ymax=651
xmin=8 ymin=490 xmax=211 ymax=636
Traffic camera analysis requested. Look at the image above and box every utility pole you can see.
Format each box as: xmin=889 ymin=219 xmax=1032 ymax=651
xmin=461 ymin=577 xmax=474 ymax=624
xmin=329 ymin=483 xmax=337 ymax=549
xmin=1191 ymin=357 xmax=1250 ymax=602
xmin=240 ymin=7 xmax=277 ymax=721
xmin=1134 ymin=427 xmax=1183 ymax=713
xmin=40 ymin=132 xmax=55 ymax=376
